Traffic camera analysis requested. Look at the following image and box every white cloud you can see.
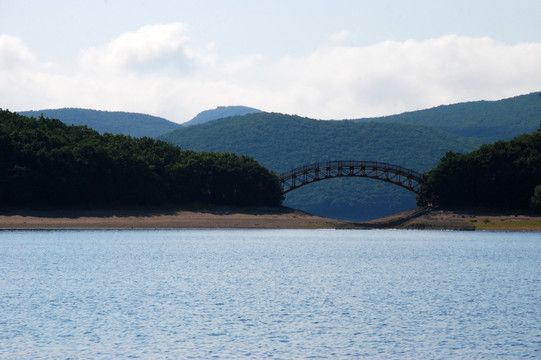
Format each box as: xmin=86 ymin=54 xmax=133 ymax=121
xmin=0 ymin=34 xmax=37 ymax=67
xmin=2 ymin=26 xmax=541 ymax=123
xmin=79 ymin=23 xmax=191 ymax=73
xmin=0 ymin=34 xmax=59 ymax=110
xmin=327 ymin=30 xmax=355 ymax=44
xmin=261 ymin=35 xmax=541 ymax=118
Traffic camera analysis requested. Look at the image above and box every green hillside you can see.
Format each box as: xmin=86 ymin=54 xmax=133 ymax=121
xmin=354 ymin=92 xmax=541 ymax=141
xmin=19 ymin=108 xmax=182 ymax=138
xmin=160 ymin=113 xmax=482 ymax=220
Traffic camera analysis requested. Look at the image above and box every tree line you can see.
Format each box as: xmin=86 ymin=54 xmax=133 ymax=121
xmin=422 ymin=125 xmax=541 ymax=210
xmin=0 ymin=109 xmax=283 ymax=207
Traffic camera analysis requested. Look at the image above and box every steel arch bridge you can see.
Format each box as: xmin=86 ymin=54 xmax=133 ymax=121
xmin=279 ymin=160 xmax=425 ymax=197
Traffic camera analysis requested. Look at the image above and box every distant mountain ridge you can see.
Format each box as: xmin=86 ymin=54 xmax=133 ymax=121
xmin=18 ymin=108 xmax=182 ymax=138
xmin=18 ymin=92 xmax=540 ymax=141
xmin=353 ymin=92 xmax=541 ymax=141
xmin=183 ymin=106 xmax=261 ymax=126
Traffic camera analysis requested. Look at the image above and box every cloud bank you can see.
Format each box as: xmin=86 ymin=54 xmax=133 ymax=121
xmin=1 ymin=23 xmax=541 ymax=123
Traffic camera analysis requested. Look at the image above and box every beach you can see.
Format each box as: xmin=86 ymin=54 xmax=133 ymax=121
xmin=1 ymin=206 xmax=540 ymax=231
xmin=0 ymin=207 xmax=352 ymax=230
xmin=367 ymin=208 xmax=541 ymax=231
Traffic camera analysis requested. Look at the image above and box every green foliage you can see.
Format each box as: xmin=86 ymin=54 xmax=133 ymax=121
xmin=530 ymin=185 xmax=541 ymax=211
xmin=0 ymin=110 xmax=282 ymax=207
xmin=159 ymin=112 xmax=482 ymax=220
xmin=354 ymin=92 xmax=541 ymax=141
xmin=18 ymin=108 xmax=182 ymax=138
xmin=423 ymin=127 xmax=541 ymax=209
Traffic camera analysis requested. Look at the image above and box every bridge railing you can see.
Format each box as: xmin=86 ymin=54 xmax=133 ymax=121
xmin=279 ymin=160 xmax=423 ymax=181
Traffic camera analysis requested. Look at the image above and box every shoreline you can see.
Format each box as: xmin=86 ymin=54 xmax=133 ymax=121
xmin=0 ymin=206 xmax=355 ymax=230
xmin=366 ymin=207 xmax=541 ymax=232
xmin=1 ymin=206 xmax=540 ymax=231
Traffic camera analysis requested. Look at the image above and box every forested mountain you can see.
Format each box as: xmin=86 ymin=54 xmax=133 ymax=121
xmin=160 ymin=112 xmax=482 ymax=220
xmin=11 ymin=92 xmax=540 ymax=219
xmin=424 ymin=126 xmax=541 ymax=210
xmin=0 ymin=110 xmax=281 ymax=207
xmin=183 ymin=106 xmax=262 ymax=126
xmin=354 ymin=92 xmax=541 ymax=141
xmin=18 ymin=108 xmax=182 ymax=138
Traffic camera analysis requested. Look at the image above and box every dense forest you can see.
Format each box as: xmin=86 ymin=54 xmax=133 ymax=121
xmin=0 ymin=110 xmax=282 ymax=207
xmin=160 ymin=112 xmax=482 ymax=220
xmin=423 ymin=126 xmax=541 ymax=210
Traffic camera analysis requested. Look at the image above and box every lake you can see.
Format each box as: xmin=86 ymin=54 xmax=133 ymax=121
xmin=0 ymin=229 xmax=539 ymax=359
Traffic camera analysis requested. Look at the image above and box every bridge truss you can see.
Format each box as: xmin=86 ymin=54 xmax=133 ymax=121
xmin=279 ymin=160 xmax=424 ymax=196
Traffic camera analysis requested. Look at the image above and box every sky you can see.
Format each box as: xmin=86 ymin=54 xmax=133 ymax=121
xmin=1 ymin=0 xmax=541 ymax=124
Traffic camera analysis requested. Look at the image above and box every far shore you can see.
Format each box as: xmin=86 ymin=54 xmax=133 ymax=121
xmin=0 ymin=206 xmax=540 ymax=231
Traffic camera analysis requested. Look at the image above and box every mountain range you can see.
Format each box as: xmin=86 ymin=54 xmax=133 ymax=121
xmin=354 ymin=92 xmax=541 ymax=142
xmin=183 ymin=106 xmax=261 ymax=127
xmin=17 ymin=92 xmax=541 ymax=220
xmin=18 ymin=108 xmax=182 ymax=138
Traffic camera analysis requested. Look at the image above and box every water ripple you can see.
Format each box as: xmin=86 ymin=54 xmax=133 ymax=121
xmin=0 ymin=229 xmax=539 ymax=358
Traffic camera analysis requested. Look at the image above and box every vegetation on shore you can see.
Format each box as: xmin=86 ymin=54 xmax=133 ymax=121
xmin=0 ymin=110 xmax=282 ymax=207
xmin=422 ymin=126 xmax=541 ymax=211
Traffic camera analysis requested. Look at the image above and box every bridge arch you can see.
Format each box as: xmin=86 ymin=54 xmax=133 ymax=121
xmin=279 ymin=160 xmax=425 ymax=197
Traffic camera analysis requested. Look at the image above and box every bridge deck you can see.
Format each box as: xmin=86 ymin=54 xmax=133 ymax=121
xmin=279 ymin=160 xmax=425 ymax=197
xmin=279 ymin=160 xmax=423 ymax=180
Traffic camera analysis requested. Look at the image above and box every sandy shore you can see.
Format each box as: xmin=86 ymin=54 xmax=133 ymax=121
xmin=0 ymin=206 xmax=354 ymax=230
xmin=1 ymin=206 xmax=540 ymax=231
xmin=367 ymin=208 xmax=541 ymax=231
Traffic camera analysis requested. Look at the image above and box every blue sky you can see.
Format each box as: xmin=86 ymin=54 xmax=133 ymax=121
xmin=1 ymin=0 xmax=540 ymax=123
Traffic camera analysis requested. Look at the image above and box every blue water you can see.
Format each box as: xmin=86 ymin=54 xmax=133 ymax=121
xmin=0 ymin=230 xmax=539 ymax=359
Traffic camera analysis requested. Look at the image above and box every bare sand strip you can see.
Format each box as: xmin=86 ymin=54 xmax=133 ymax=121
xmin=0 ymin=207 xmax=356 ymax=230
xmin=1 ymin=207 xmax=539 ymax=231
